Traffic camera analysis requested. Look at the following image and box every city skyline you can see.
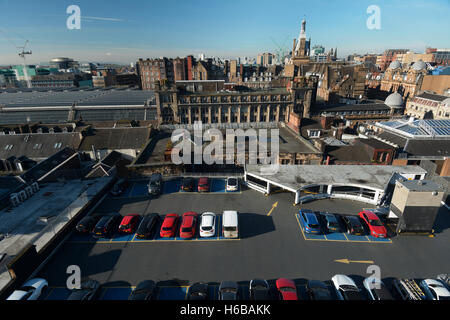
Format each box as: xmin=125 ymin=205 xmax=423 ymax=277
xmin=0 ymin=0 xmax=449 ymax=65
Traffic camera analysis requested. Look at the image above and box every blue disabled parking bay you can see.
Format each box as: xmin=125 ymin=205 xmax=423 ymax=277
xmin=129 ymin=181 xmax=149 ymax=197
xmin=295 ymin=214 xmax=391 ymax=244
xmin=210 ymin=179 xmax=226 ymax=193
xmin=163 ymin=179 xmax=182 ymax=194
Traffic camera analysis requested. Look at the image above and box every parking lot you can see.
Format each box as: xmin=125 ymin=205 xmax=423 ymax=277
xmin=36 ymin=178 xmax=450 ymax=300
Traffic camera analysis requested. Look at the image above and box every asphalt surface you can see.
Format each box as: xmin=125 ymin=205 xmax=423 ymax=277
xmin=37 ymin=184 xmax=450 ymax=293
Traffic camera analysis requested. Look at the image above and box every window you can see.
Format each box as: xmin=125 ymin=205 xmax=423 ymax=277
xmin=4 ymin=144 xmax=13 ymax=150
xmin=54 ymin=142 xmax=62 ymax=149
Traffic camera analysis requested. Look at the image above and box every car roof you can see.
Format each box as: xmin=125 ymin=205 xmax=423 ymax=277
xmin=162 ymin=214 xmax=177 ymax=226
xmin=308 ymin=280 xmax=328 ymax=288
xmin=332 ymin=274 xmax=356 ymax=288
xmin=277 ymin=278 xmax=295 ymax=288
xmin=424 ymin=279 xmax=450 ymax=296
xmin=121 ymin=214 xmax=138 ymax=224
xmin=199 ymin=177 xmax=208 ymax=181
xmin=223 ymin=210 xmax=238 ymax=226
xmin=304 ymin=212 xmax=319 ymax=223
xmin=346 ymin=216 xmax=360 ymax=223
xmin=182 ymin=215 xmax=195 ymax=226
xmin=362 ymin=211 xmax=379 ymax=219
xmin=201 ymin=213 xmax=215 ymax=226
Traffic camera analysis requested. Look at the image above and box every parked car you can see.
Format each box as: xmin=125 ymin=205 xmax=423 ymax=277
xmin=306 ymin=280 xmax=333 ymax=300
xmin=219 ymin=281 xmax=239 ymax=300
xmin=187 ymin=282 xmax=208 ymax=300
xmin=342 ymin=216 xmax=365 ymax=235
xmin=110 ymin=178 xmax=128 ymax=196
xmin=331 ymin=275 xmax=364 ymax=300
xmin=226 ymin=177 xmax=239 ymax=192
xmin=199 ymin=212 xmax=216 ymax=237
xmin=128 ymin=280 xmax=157 ymax=300
xmin=299 ymin=209 xmax=321 ymax=234
xmin=180 ymin=211 xmax=198 ymax=238
xmin=135 ymin=213 xmax=159 ymax=239
xmin=420 ymin=279 xmax=450 ymax=300
xmin=363 ymin=277 xmax=394 ymax=300
xmin=118 ymin=214 xmax=140 ymax=234
xmin=160 ymin=213 xmax=179 ymax=238
xmin=148 ymin=173 xmax=163 ymax=195
xmin=222 ymin=210 xmax=239 ymax=238
xmin=197 ymin=177 xmax=210 ymax=192
xmin=180 ymin=177 xmax=195 ymax=192
xmin=92 ymin=213 xmax=122 ymax=238
xmin=7 ymin=278 xmax=48 ymax=300
xmin=276 ymin=278 xmax=298 ymax=300
xmin=76 ymin=215 xmax=100 ymax=234
xmin=392 ymin=278 xmax=426 ymax=300
xmin=321 ymin=213 xmax=341 ymax=233
xmin=358 ymin=210 xmax=387 ymax=238
xmin=67 ymin=280 xmax=100 ymax=300
xmin=249 ymin=279 xmax=271 ymax=300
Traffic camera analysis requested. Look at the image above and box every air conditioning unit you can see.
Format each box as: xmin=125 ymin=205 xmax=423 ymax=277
xmin=10 ymin=193 xmax=20 ymax=207
xmin=18 ymin=190 xmax=28 ymax=202
xmin=31 ymin=182 xmax=39 ymax=193
xmin=25 ymin=186 xmax=33 ymax=198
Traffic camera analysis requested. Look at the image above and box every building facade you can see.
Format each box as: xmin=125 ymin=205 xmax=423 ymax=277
xmin=405 ymin=93 xmax=450 ymax=119
xmin=137 ymin=58 xmax=174 ymax=90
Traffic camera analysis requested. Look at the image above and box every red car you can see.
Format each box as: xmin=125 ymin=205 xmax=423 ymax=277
xmin=276 ymin=278 xmax=298 ymax=300
xmin=358 ymin=210 xmax=387 ymax=238
xmin=160 ymin=213 xmax=179 ymax=238
xmin=179 ymin=211 xmax=198 ymax=238
xmin=118 ymin=214 xmax=140 ymax=233
xmin=197 ymin=177 xmax=209 ymax=192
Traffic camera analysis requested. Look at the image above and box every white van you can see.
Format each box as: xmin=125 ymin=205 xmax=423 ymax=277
xmin=222 ymin=210 xmax=239 ymax=238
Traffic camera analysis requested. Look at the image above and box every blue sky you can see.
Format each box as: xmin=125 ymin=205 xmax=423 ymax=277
xmin=0 ymin=0 xmax=449 ymax=65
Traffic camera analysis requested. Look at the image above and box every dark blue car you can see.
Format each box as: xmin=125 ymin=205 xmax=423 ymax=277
xmin=299 ymin=209 xmax=321 ymax=234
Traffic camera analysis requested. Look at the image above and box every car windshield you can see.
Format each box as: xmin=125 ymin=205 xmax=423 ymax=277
xmin=228 ymin=179 xmax=237 ymax=185
xmin=181 ymin=227 xmax=191 ymax=232
xmin=439 ymin=296 xmax=450 ymax=300
xmin=162 ymin=227 xmax=172 ymax=231
xmin=370 ymin=219 xmax=383 ymax=226
xmin=329 ymin=222 xmax=339 ymax=228
xmin=309 ymin=224 xmax=320 ymax=229
xmin=224 ymin=227 xmax=236 ymax=231
xmin=202 ymin=226 xmax=212 ymax=230
xmin=341 ymin=285 xmax=358 ymax=291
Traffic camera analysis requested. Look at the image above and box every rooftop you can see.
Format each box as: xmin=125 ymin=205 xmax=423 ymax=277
xmin=376 ymin=119 xmax=450 ymax=138
xmin=78 ymin=127 xmax=151 ymax=151
xmin=0 ymin=87 xmax=155 ymax=108
xmin=246 ymin=165 xmax=427 ymax=192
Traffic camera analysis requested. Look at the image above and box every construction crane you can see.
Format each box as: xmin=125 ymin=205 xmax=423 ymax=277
xmin=0 ymin=29 xmax=32 ymax=88
xmin=270 ymin=35 xmax=290 ymax=65
xmin=17 ymin=40 xmax=32 ymax=88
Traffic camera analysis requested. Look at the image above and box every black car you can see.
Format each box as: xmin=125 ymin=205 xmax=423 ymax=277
xmin=128 ymin=280 xmax=157 ymax=300
xmin=180 ymin=178 xmax=194 ymax=192
xmin=343 ymin=216 xmax=365 ymax=235
xmin=76 ymin=216 xmax=100 ymax=234
xmin=67 ymin=280 xmax=100 ymax=300
xmin=136 ymin=213 xmax=159 ymax=239
xmin=306 ymin=280 xmax=333 ymax=300
xmin=110 ymin=178 xmax=128 ymax=196
xmin=249 ymin=279 xmax=271 ymax=300
xmin=219 ymin=281 xmax=239 ymax=300
xmin=187 ymin=283 xmax=208 ymax=300
xmin=92 ymin=213 xmax=122 ymax=238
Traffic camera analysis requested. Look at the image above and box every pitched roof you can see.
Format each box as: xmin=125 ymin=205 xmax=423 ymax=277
xmin=0 ymin=132 xmax=82 ymax=160
xmin=415 ymin=92 xmax=448 ymax=102
xmin=78 ymin=127 xmax=150 ymax=151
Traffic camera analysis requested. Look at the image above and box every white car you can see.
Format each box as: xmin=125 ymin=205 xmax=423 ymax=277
xmin=226 ymin=178 xmax=239 ymax=192
xmin=7 ymin=278 xmax=48 ymax=300
xmin=363 ymin=277 xmax=394 ymax=300
xmin=199 ymin=212 xmax=216 ymax=237
xmin=331 ymin=274 xmax=364 ymax=300
xmin=420 ymin=279 xmax=450 ymax=300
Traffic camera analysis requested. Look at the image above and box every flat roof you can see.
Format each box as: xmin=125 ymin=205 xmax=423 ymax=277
xmin=245 ymin=165 xmax=427 ymax=192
